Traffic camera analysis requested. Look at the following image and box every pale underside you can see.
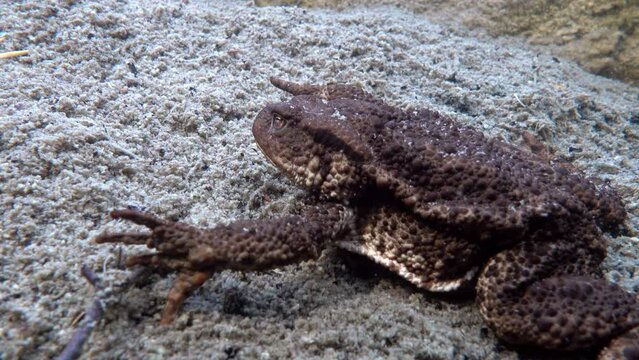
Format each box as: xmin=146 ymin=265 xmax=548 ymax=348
xmin=336 ymin=240 xmax=479 ymax=292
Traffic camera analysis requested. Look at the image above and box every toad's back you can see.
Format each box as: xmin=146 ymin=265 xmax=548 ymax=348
xmin=361 ymin=107 xmax=625 ymax=238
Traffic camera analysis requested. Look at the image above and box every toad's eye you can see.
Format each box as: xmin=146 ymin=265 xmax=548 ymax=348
xmin=270 ymin=113 xmax=288 ymax=131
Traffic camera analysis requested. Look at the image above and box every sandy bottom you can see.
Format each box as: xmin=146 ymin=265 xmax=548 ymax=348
xmin=1 ymin=1 xmax=638 ymax=359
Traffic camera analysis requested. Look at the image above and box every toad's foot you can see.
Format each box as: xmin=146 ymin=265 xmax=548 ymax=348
xmin=270 ymin=76 xmax=375 ymax=102
xmin=95 ymin=205 xmax=353 ymax=324
xmin=477 ymin=237 xmax=639 ymax=357
xmin=599 ymin=326 xmax=639 ymax=360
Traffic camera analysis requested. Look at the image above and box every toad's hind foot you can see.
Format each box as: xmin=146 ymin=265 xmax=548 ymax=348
xmin=478 ymin=241 xmax=639 ymax=355
xmin=599 ymin=326 xmax=639 ymax=360
xmin=270 ymin=77 xmax=376 ymax=102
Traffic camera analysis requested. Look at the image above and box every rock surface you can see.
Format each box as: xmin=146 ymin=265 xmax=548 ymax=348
xmin=256 ymin=0 xmax=639 ymax=85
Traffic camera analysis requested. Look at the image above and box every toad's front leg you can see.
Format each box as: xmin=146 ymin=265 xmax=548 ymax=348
xmin=95 ymin=204 xmax=353 ymax=324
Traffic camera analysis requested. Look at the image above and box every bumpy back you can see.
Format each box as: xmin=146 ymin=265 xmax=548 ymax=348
xmin=365 ymin=107 xmax=626 ymax=241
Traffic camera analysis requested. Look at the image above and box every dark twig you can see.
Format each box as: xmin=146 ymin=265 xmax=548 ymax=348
xmin=56 ymin=265 xmax=146 ymax=360
xmin=81 ymin=264 xmax=102 ymax=288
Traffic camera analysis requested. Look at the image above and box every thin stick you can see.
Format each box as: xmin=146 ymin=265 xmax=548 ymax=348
xmin=0 ymin=50 xmax=29 ymax=59
xmin=81 ymin=265 xmax=102 ymax=287
xmin=56 ymin=265 xmax=147 ymax=360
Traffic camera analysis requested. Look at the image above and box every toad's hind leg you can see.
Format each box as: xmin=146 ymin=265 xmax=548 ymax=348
xmin=477 ymin=240 xmax=639 ymax=355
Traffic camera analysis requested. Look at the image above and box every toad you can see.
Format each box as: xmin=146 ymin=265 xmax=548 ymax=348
xmin=96 ymin=78 xmax=639 ymax=358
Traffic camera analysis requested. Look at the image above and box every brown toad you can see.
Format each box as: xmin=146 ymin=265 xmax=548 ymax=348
xmin=96 ymin=78 xmax=639 ymax=358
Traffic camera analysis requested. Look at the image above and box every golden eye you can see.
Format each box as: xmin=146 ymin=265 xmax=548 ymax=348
xmin=271 ymin=113 xmax=287 ymax=131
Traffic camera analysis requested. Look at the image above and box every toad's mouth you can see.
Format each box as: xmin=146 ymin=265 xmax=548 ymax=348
xmin=254 ymin=139 xmax=325 ymax=191
xmin=254 ymin=139 xmax=278 ymax=169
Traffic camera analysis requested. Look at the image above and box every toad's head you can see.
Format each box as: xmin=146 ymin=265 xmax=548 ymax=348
xmin=252 ymin=77 xmax=375 ymax=200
